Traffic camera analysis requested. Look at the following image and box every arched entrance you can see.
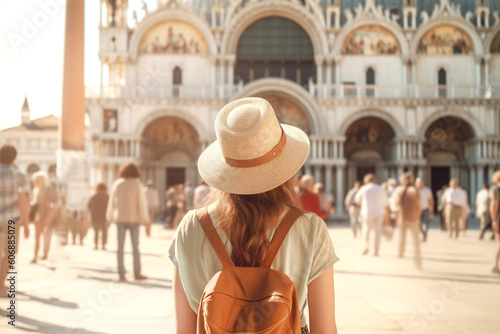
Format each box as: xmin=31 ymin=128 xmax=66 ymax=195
xmin=258 ymin=95 xmax=311 ymax=135
xmin=344 ymin=117 xmax=396 ymax=185
xmin=423 ymin=116 xmax=475 ymax=198
xmin=235 ymin=16 xmax=316 ymax=87
xmin=141 ymin=116 xmax=201 ymax=206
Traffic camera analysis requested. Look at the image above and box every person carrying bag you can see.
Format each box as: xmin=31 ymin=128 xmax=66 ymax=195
xmin=168 ymin=98 xmax=339 ymax=333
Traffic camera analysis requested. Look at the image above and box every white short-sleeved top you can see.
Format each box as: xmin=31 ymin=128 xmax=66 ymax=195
xmin=168 ymin=208 xmax=339 ymax=327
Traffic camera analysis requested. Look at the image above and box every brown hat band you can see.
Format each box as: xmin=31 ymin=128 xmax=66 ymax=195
xmin=224 ymin=128 xmax=287 ymax=168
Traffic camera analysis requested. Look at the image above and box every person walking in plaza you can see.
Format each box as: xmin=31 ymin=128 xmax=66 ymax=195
xmin=164 ymin=186 xmax=177 ymax=226
xmin=416 ymin=177 xmax=434 ymax=242
xmin=87 ymin=183 xmax=109 ymax=250
xmin=442 ymin=179 xmax=468 ymax=238
xmin=68 ymin=210 xmax=88 ymax=245
xmin=345 ymin=181 xmax=361 ymax=238
xmin=170 ymin=183 xmax=187 ymax=228
xmin=144 ymin=180 xmax=160 ymax=236
xmin=489 ymin=171 xmax=500 ymax=274
xmin=168 ymin=98 xmax=338 ymax=333
xmin=31 ymin=171 xmax=57 ymax=263
xmin=184 ymin=181 xmax=195 ymax=211
xmin=477 ymin=183 xmax=492 ymax=240
xmin=106 ymin=162 xmax=149 ymax=281
xmin=355 ymin=173 xmax=391 ymax=256
xmin=436 ymin=185 xmax=448 ymax=231
xmin=393 ymin=172 xmax=422 ymax=269
xmin=299 ymin=175 xmax=330 ymax=219
xmin=193 ymin=179 xmax=210 ymax=209
xmin=314 ymin=182 xmax=335 ymax=218
xmin=0 ymin=144 xmax=30 ymax=296
xmin=386 ymin=177 xmax=399 ymax=228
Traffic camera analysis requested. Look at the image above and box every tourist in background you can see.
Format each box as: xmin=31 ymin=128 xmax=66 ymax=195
xmin=416 ymin=177 xmax=434 ymax=242
xmin=0 ymin=144 xmax=30 ymax=296
xmin=345 ymin=181 xmax=361 ymax=238
xmin=184 ymin=181 xmax=195 ymax=211
xmin=193 ymin=180 xmax=210 ymax=209
xmin=68 ymin=210 xmax=88 ymax=246
xmin=144 ymin=179 xmax=160 ymax=236
xmin=299 ymin=175 xmax=330 ymax=219
xmin=355 ymin=173 xmax=390 ymax=256
xmin=393 ymin=172 xmax=422 ymax=269
xmin=387 ymin=178 xmax=397 ymax=195
xmin=489 ymin=171 xmax=500 ymax=274
xmin=314 ymin=182 xmax=335 ymax=219
xmin=87 ymin=183 xmax=109 ymax=250
xmin=106 ymin=162 xmax=149 ymax=281
xmin=31 ymin=171 xmax=57 ymax=263
xmin=170 ymin=183 xmax=186 ymax=228
xmin=442 ymin=179 xmax=467 ymax=238
xmin=164 ymin=186 xmax=177 ymax=226
xmin=436 ymin=185 xmax=448 ymax=231
xmin=477 ymin=183 xmax=492 ymax=240
xmin=387 ymin=177 xmax=399 ymax=228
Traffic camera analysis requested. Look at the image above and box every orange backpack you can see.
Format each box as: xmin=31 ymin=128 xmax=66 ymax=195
xmin=196 ymin=206 xmax=304 ymax=334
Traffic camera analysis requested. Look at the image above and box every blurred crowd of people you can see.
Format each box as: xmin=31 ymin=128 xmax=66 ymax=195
xmin=2 ymin=141 xmax=500 ymax=294
xmin=344 ymin=171 xmax=500 ymax=273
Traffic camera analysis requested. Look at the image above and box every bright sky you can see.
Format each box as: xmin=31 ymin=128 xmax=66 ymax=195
xmin=0 ymin=0 xmax=157 ymax=130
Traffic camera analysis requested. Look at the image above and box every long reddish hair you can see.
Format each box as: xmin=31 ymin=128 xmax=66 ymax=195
xmin=207 ymin=178 xmax=300 ymax=267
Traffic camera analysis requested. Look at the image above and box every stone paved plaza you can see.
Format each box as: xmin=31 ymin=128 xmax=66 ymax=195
xmin=1 ymin=220 xmax=499 ymax=334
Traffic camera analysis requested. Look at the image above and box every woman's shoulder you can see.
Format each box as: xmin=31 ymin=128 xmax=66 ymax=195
xmin=176 ymin=209 xmax=205 ymax=239
xmin=293 ymin=210 xmax=328 ymax=234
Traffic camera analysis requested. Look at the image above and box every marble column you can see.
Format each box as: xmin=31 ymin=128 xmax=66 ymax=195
xmin=316 ymin=59 xmax=323 ymax=97
xmin=108 ymin=165 xmax=114 ymax=190
xmin=312 ymin=139 xmax=318 ymax=160
xmin=335 ymin=166 xmax=345 ymax=215
xmin=314 ymin=166 xmax=321 ymax=185
xmin=477 ymin=166 xmax=484 ymax=189
xmin=135 ymin=140 xmax=141 ymax=158
xmin=325 ymin=165 xmax=333 ymax=194
xmin=470 ymin=167 xmax=477 ymax=210
xmin=305 ymin=165 xmax=312 ymax=176
xmin=57 ymin=0 xmax=86 ymax=210
xmin=326 ymin=62 xmax=332 ymax=98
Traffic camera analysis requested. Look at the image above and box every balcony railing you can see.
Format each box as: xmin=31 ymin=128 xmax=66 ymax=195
xmin=310 ymin=84 xmax=500 ymax=99
xmin=85 ymin=85 xmax=239 ymax=100
xmin=86 ymin=84 xmax=500 ymax=100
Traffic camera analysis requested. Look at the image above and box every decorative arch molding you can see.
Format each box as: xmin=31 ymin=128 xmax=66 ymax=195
xmin=221 ymin=2 xmax=328 ymax=56
xmin=135 ymin=109 xmax=208 ymax=140
xmin=484 ymin=24 xmax=500 ymax=56
xmin=417 ymin=109 xmax=486 ymax=140
xmin=232 ymin=78 xmax=326 ymax=136
xmin=410 ymin=19 xmax=484 ymax=56
xmin=338 ymin=109 xmax=405 ymax=139
xmin=128 ymin=10 xmax=217 ymax=58
xmin=332 ymin=19 xmax=410 ymax=58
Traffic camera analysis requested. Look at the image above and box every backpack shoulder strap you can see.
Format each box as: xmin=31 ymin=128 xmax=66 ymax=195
xmin=261 ymin=206 xmax=304 ymax=269
xmin=196 ymin=207 xmax=235 ymax=268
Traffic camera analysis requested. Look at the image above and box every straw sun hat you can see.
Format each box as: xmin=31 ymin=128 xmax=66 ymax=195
xmin=198 ymin=97 xmax=310 ymax=195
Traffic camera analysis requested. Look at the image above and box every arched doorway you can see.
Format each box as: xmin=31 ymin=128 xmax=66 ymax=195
xmin=258 ymin=95 xmax=311 ymax=135
xmin=235 ymin=17 xmax=316 ymax=87
xmin=141 ymin=116 xmax=201 ymax=207
xmin=423 ymin=116 xmax=475 ymax=198
xmin=344 ymin=117 xmax=396 ymax=185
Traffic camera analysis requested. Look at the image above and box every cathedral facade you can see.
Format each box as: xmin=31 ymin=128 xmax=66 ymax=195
xmin=86 ymin=0 xmax=500 ymax=216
